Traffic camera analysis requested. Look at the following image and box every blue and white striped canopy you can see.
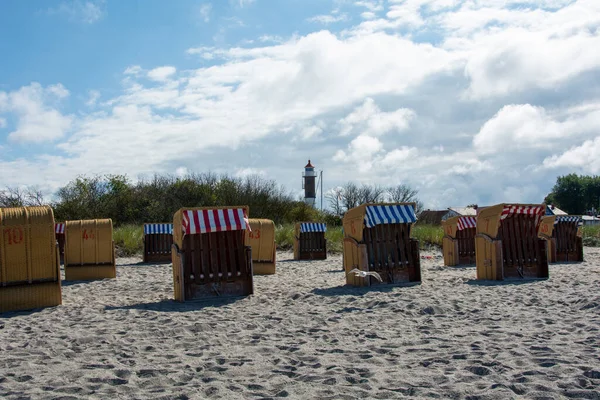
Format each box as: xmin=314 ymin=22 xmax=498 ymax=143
xmin=554 ymin=216 xmax=583 ymax=225
xmin=364 ymin=204 xmax=417 ymax=228
xmin=300 ymin=222 xmax=327 ymax=233
xmin=144 ymin=223 xmax=173 ymax=234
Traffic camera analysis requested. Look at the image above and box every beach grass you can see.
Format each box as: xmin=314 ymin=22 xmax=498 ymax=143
xmin=113 ymin=224 xmax=144 ymax=256
xmin=113 ymin=222 xmax=600 ymax=256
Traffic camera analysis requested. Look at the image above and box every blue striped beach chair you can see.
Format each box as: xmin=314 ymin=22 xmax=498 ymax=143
xmin=342 ymin=203 xmax=421 ymax=286
xmin=293 ymin=222 xmax=327 ymax=260
xmin=143 ymin=223 xmax=173 ymax=263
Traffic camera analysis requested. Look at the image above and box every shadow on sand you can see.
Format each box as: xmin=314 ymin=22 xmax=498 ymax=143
xmin=0 ymin=305 xmax=59 ymax=319
xmin=312 ymin=281 xmax=421 ymax=297
xmin=117 ymin=261 xmax=172 ymax=267
xmin=104 ymin=297 xmax=243 ymax=312
xmin=465 ymin=278 xmax=547 ymax=287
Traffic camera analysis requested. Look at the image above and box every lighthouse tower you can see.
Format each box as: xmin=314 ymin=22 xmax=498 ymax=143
xmin=302 ymin=160 xmax=317 ymax=207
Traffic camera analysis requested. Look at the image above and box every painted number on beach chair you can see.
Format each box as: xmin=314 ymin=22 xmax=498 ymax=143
xmin=446 ymin=226 xmax=452 ymax=235
xmin=541 ymin=224 xmax=549 ymax=234
xmin=249 ymin=229 xmax=261 ymax=239
xmin=351 ymin=221 xmax=356 ymax=235
xmin=3 ymin=227 xmax=24 ymax=245
xmin=82 ymin=229 xmax=96 ymax=240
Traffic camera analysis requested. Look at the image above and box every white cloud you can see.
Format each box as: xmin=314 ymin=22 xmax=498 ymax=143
xmin=354 ymin=0 xmax=384 ymax=12
xmin=236 ymin=0 xmax=255 ymax=7
xmin=235 ymin=168 xmax=266 ymax=177
xmin=3 ymin=0 xmax=600 ymax=209
xmin=48 ymin=0 xmax=105 ymax=24
xmin=47 ymin=84 xmax=70 ymax=99
xmin=199 ymin=3 xmax=212 ymax=22
xmin=543 ymin=137 xmax=600 ymax=173
xmin=0 ymin=83 xmax=73 ymax=143
xmin=308 ymin=14 xmax=350 ymax=24
xmin=86 ymin=90 xmax=101 ymax=107
xmin=361 ymin=11 xmax=377 ymax=20
xmin=147 ymin=66 xmax=177 ymax=82
xmin=339 ymin=98 xmax=415 ymax=137
xmin=473 ymin=103 xmax=600 ymax=154
xmin=124 ymin=65 xmax=143 ymax=75
xmin=175 ymin=167 xmax=188 ymax=176
xmin=258 ymin=35 xmax=285 ymax=44
xmin=298 ymin=123 xmax=324 ymax=141
xmin=333 ymin=135 xmax=384 ymax=172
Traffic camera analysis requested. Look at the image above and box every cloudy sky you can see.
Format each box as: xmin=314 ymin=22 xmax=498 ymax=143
xmin=1 ymin=0 xmax=599 ymax=210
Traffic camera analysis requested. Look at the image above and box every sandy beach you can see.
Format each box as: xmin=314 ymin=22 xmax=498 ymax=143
xmin=1 ymin=248 xmax=599 ymax=399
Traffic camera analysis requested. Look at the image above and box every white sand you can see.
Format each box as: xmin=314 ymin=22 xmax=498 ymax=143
xmin=1 ymin=248 xmax=600 ymax=399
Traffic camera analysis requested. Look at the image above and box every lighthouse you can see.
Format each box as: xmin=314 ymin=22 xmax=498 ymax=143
xmin=302 ymin=160 xmax=317 ymax=207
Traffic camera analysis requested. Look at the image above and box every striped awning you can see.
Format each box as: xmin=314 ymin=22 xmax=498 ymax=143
xmin=181 ymin=208 xmax=250 ymax=234
xmin=55 ymin=223 xmax=65 ymax=234
xmin=500 ymin=205 xmax=545 ymax=226
xmin=300 ymin=222 xmax=327 ymax=233
xmin=555 ymin=216 xmax=583 ymax=225
xmin=364 ymin=204 xmax=417 ymax=228
xmin=457 ymin=216 xmax=476 ymax=231
xmin=144 ymin=223 xmax=173 ymax=235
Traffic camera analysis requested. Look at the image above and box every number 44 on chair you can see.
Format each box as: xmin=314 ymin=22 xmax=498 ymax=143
xmin=82 ymin=229 xmax=96 ymax=240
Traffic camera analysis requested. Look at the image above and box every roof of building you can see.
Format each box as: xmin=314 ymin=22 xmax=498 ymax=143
xmin=546 ymin=205 xmax=568 ymax=215
xmin=305 ymin=159 xmax=314 ymax=168
xmin=582 ymin=215 xmax=600 ymax=220
xmin=448 ymin=206 xmax=477 ymax=216
xmin=417 ymin=210 xmax=448 ymax=225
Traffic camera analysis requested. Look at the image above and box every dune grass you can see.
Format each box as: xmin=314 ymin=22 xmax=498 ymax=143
xmin=113 ymin=224 xmax=144 ymax=256
xmin=412 ymin=224 xmax=444 ymax=248
xmin=114 ymin=221 xmax=600 ymax=257
xmin=582 ymin=225 xmax=600 ymax=247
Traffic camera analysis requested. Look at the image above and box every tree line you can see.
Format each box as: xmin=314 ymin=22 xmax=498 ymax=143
xmin=0 ymin=173 xmax=423 ymax=227
xmin=5 ymin=171 xmax=594 ymax=225
xmin=325 ymin=182 xmax=423 ymax=217
xmin=544 ymin=174 xmax=600 ymax=215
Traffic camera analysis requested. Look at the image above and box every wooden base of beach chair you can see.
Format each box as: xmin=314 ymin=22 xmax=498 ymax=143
xmin=64 ymin=264 xmax=116 ymax=281
xmin=0 ymin=281 xmax=62 ymax=313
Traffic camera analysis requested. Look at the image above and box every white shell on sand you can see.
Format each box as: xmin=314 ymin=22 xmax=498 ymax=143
xmin=1 ymin=248 xmax=599 ymax=399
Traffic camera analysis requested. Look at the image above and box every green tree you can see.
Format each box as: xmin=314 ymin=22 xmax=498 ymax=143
xmin=545 ymin=174 xmax=596 ymax=214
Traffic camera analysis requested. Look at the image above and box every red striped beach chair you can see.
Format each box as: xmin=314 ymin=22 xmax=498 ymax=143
xmin=171 ymin=206 xmax=253 ymax=301
xmin=476 ymin=204 xmax=548 ymax=280
xmin=143 ymin=223 xmax=173 ymax=263
xmin=342 ymin=203 xmax=421 ymax=287
xmin=442 ymin=216 xmax=477 ymax=266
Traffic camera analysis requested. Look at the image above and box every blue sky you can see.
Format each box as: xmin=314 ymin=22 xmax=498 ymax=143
xmin=1 ymin=0 xmax=600 ymax=210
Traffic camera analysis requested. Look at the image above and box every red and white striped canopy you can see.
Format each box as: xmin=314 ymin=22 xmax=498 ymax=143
xmin=456 ymin=216 xmax=476 ymax=231
xmin=500 ymin=205 xmax=545 ymax=225
xmin=181 ymin=208 xmax=250 ymax=234
xmin=55 ymin=223 xmax=65 ymax=234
